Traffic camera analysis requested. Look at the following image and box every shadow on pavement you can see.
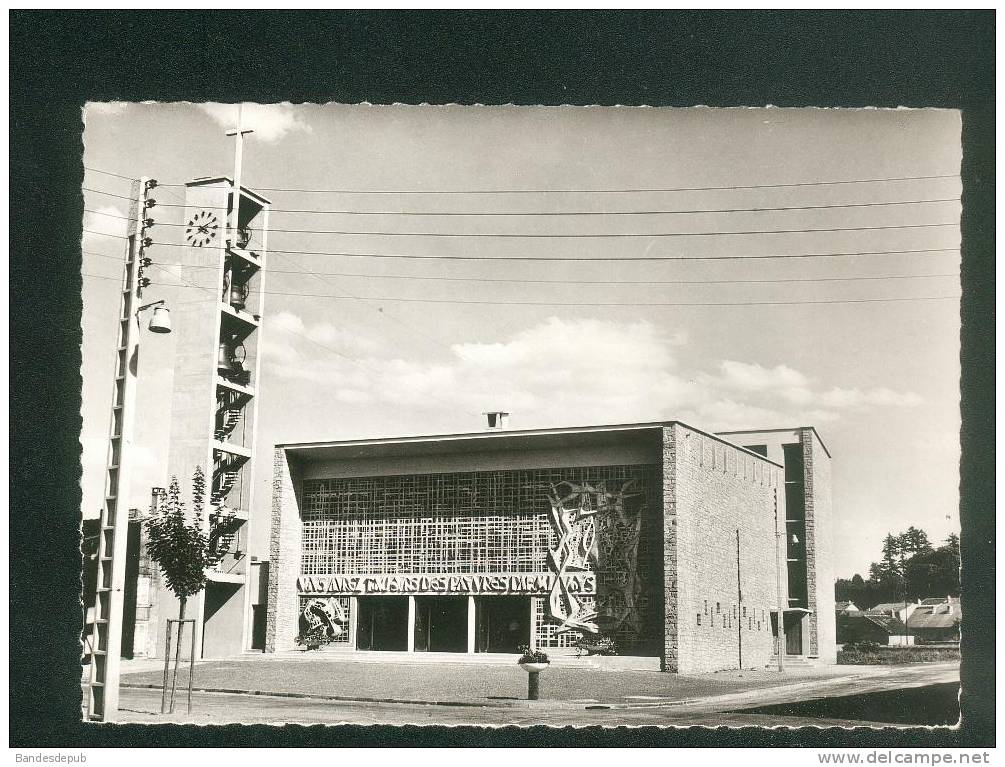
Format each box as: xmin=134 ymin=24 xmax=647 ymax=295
xmin=731 ymin=682 xmax=960 ymax=726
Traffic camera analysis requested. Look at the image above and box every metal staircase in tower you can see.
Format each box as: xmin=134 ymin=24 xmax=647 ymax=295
xmin=215 ymin=404 xmax=242 ymax=441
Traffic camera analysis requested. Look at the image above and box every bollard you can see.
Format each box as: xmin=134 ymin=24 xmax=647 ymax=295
xmin=528 ymin=671 xmax=540 ymax=700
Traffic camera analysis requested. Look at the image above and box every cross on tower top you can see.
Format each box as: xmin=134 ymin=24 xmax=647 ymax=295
xmin=226 ymin=104 xmax=254 ymax=247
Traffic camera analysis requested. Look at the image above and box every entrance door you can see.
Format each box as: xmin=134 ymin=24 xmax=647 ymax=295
xmin=475 ymin=596 xmax=530 ymax=653
xmin=770 ymin=612 xmax=805 ymax=656
xmin=785 ymin=614 xmax=804 ymax=655
xmin=414 ymin=596 xmax=468 ymax=653
xmin=356 ymin=596 xmax=409 ymax=651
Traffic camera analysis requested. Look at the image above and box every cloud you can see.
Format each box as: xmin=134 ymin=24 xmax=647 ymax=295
xmin=678 ymin=401 xmax=841 ymax=432
xmin=710 ymin=360 xmax=814 ymax=405
xmin=819 ymin=387 xmax=924 ymax=409
xmin=264 ymin=311 xmax=379 ymax=360
xmin=197 ymin=103 xmax=312 ymax=143
xmin=259 ymin=313 xmax=923 ymax=432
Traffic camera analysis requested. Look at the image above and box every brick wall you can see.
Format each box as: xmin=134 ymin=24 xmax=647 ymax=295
xmin=265 ymin=448 xmax=302 ymax=653
xmin=663 ymin=424 xmax=781 ymax=673
xmin=802 ymin=428 xmax=837 ymax=662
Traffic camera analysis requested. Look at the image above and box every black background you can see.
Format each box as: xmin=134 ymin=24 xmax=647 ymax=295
xmin=9 ymin=10 xmax=995 ymax=748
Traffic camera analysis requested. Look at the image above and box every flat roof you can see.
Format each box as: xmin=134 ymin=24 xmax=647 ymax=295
xmin=716 ymin=425 xmax=832 ymax=458
xmin=279 ymin=419 xmax=782 ymax=467
xmin=186 ymin=175 xmax=272 ymax=206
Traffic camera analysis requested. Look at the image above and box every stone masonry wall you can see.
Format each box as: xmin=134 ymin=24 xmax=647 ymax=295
xmin=802 ymin=428 xmax=836 ymax=662
xmin=265 ymin=448 xmax=302 ymax=653
xmin=661 ymin=428 xmax=678 ymax=672
xmin=663 ymin=424 xmax=781 ymax=674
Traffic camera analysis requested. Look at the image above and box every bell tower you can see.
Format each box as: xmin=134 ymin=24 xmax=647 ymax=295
xmin=161 ymin=175 xmax=270 ymax=658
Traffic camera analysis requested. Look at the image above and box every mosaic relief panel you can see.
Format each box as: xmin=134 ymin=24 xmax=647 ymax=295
xmin=301 ymin=465 xmax=659 ymax=652
xmin=298 ymin=596 xmax=351 ymax=645
xmin=544 ymin=479 xmax=646 ymax=640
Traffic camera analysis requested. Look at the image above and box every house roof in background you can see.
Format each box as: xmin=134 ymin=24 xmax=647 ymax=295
xmin=862 ymin=614 xmax=907 ymax=634
xmin=907 ymin=602 xmax=962 ymax=630
xmin=866 ymin=603 xmax=908 ymax=615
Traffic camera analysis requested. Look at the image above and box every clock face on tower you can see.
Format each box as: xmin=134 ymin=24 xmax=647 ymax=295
xmin=185 ymin=210 xmax=220 ymax=247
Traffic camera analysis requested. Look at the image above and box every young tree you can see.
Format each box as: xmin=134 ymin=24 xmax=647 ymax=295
xmin=145 ymin=467 xmax=236 ymax=712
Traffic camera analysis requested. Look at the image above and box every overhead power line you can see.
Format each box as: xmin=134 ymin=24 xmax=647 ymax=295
xmin=82 ymin=230 xmax=960 ymax=263
xmin=279 ymin=252 xmax=465 ymax=358
xmin=84 ymin=250 xmax=957 ymax=286
xmin=82 ymin=273 xmax=958 ymax=308
xmin=83 ymin=167 xmax=137 ymax=182
xmin=82 ymin=188 xmax=961 ymax=217
xmin=219 ymin=222 xmax=961 ymax=239
xmin=152 ymin=172 xmax=959 ymax=194
xmin=84 ymin=263 xmax=467 ymax=406
xmin=268 ymin=292 xmax=962 ymax=308
xmin=83 ymin=219 xmax=958 ymax=240
xmin=141 ymin=263 xmax=480 ymax=416
xmin=84 ymin=204 xmax=961 ymax=238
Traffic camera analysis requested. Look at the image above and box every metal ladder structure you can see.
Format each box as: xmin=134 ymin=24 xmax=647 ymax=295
xmin=83 ymin=178 xmax=154 ymax=721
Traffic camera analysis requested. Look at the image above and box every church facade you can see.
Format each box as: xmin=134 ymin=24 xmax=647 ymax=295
xmin=265 ymin=420 xmax=835 ymax=673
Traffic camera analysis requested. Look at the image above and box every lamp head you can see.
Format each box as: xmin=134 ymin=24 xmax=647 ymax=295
xmin=148 ymin=306 xmax=172 ymax=334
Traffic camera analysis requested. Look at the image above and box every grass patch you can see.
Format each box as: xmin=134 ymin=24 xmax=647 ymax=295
xmin=837 ymin=646 xmax=960 ymax=665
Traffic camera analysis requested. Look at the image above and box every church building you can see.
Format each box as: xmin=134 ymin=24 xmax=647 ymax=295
xmin=265 ymin=419 xmax=835 ymax=673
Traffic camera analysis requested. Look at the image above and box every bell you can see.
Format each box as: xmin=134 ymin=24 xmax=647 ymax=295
xmin=148 ymin=306 xmax=171 ymax=334
xmin=230 ymin=283 xmax=248 ymax=311
xmin=236 ymin=227 xmax=252 ymax=249
xmin=218 ymin=342 xmax=235 ymax=375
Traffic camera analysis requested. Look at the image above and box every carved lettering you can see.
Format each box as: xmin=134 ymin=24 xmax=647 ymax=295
xmin=297 ymin=572 xmax=596 ymax=596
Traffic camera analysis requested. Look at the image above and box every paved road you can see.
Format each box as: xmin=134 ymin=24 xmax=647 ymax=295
xmin=118 ymin=655 xmax=957 ymax=708
xmin=113 ymin=662 xmax=960 ymax=728
xmin=116 ymin=686 xmax=888 ymax=727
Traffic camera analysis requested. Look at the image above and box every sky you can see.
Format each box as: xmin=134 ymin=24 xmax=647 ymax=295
xmin=80 ymin=103 xmax=962 ymax=578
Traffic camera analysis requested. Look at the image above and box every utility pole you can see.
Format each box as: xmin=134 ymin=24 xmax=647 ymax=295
xmin=773 ymin=488 xmax=786 ymax=672
xmin=84 ymin=178 xmax=170 ymax=721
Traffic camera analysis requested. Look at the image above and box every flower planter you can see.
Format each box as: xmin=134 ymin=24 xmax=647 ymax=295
xmin=519 ymin=661 xmax=551 ymax=673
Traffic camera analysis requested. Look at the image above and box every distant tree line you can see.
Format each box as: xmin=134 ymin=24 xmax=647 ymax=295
xmin=835 ymin=527 xmax=960 ymax=609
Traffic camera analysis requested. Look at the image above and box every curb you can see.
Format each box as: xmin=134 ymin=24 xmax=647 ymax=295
xmin=120 ymin=683 xmax=583 ymax=709
xmin=117 ymin=680 xmax=818 ymax=712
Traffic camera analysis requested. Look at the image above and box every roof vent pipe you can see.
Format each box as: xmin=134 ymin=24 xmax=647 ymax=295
xmin=484 ymin=411 xmax=509 ymax=430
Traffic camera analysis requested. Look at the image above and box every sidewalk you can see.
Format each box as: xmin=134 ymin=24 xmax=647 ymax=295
xmin=118 ymin=655 xmax=954 ymax=709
